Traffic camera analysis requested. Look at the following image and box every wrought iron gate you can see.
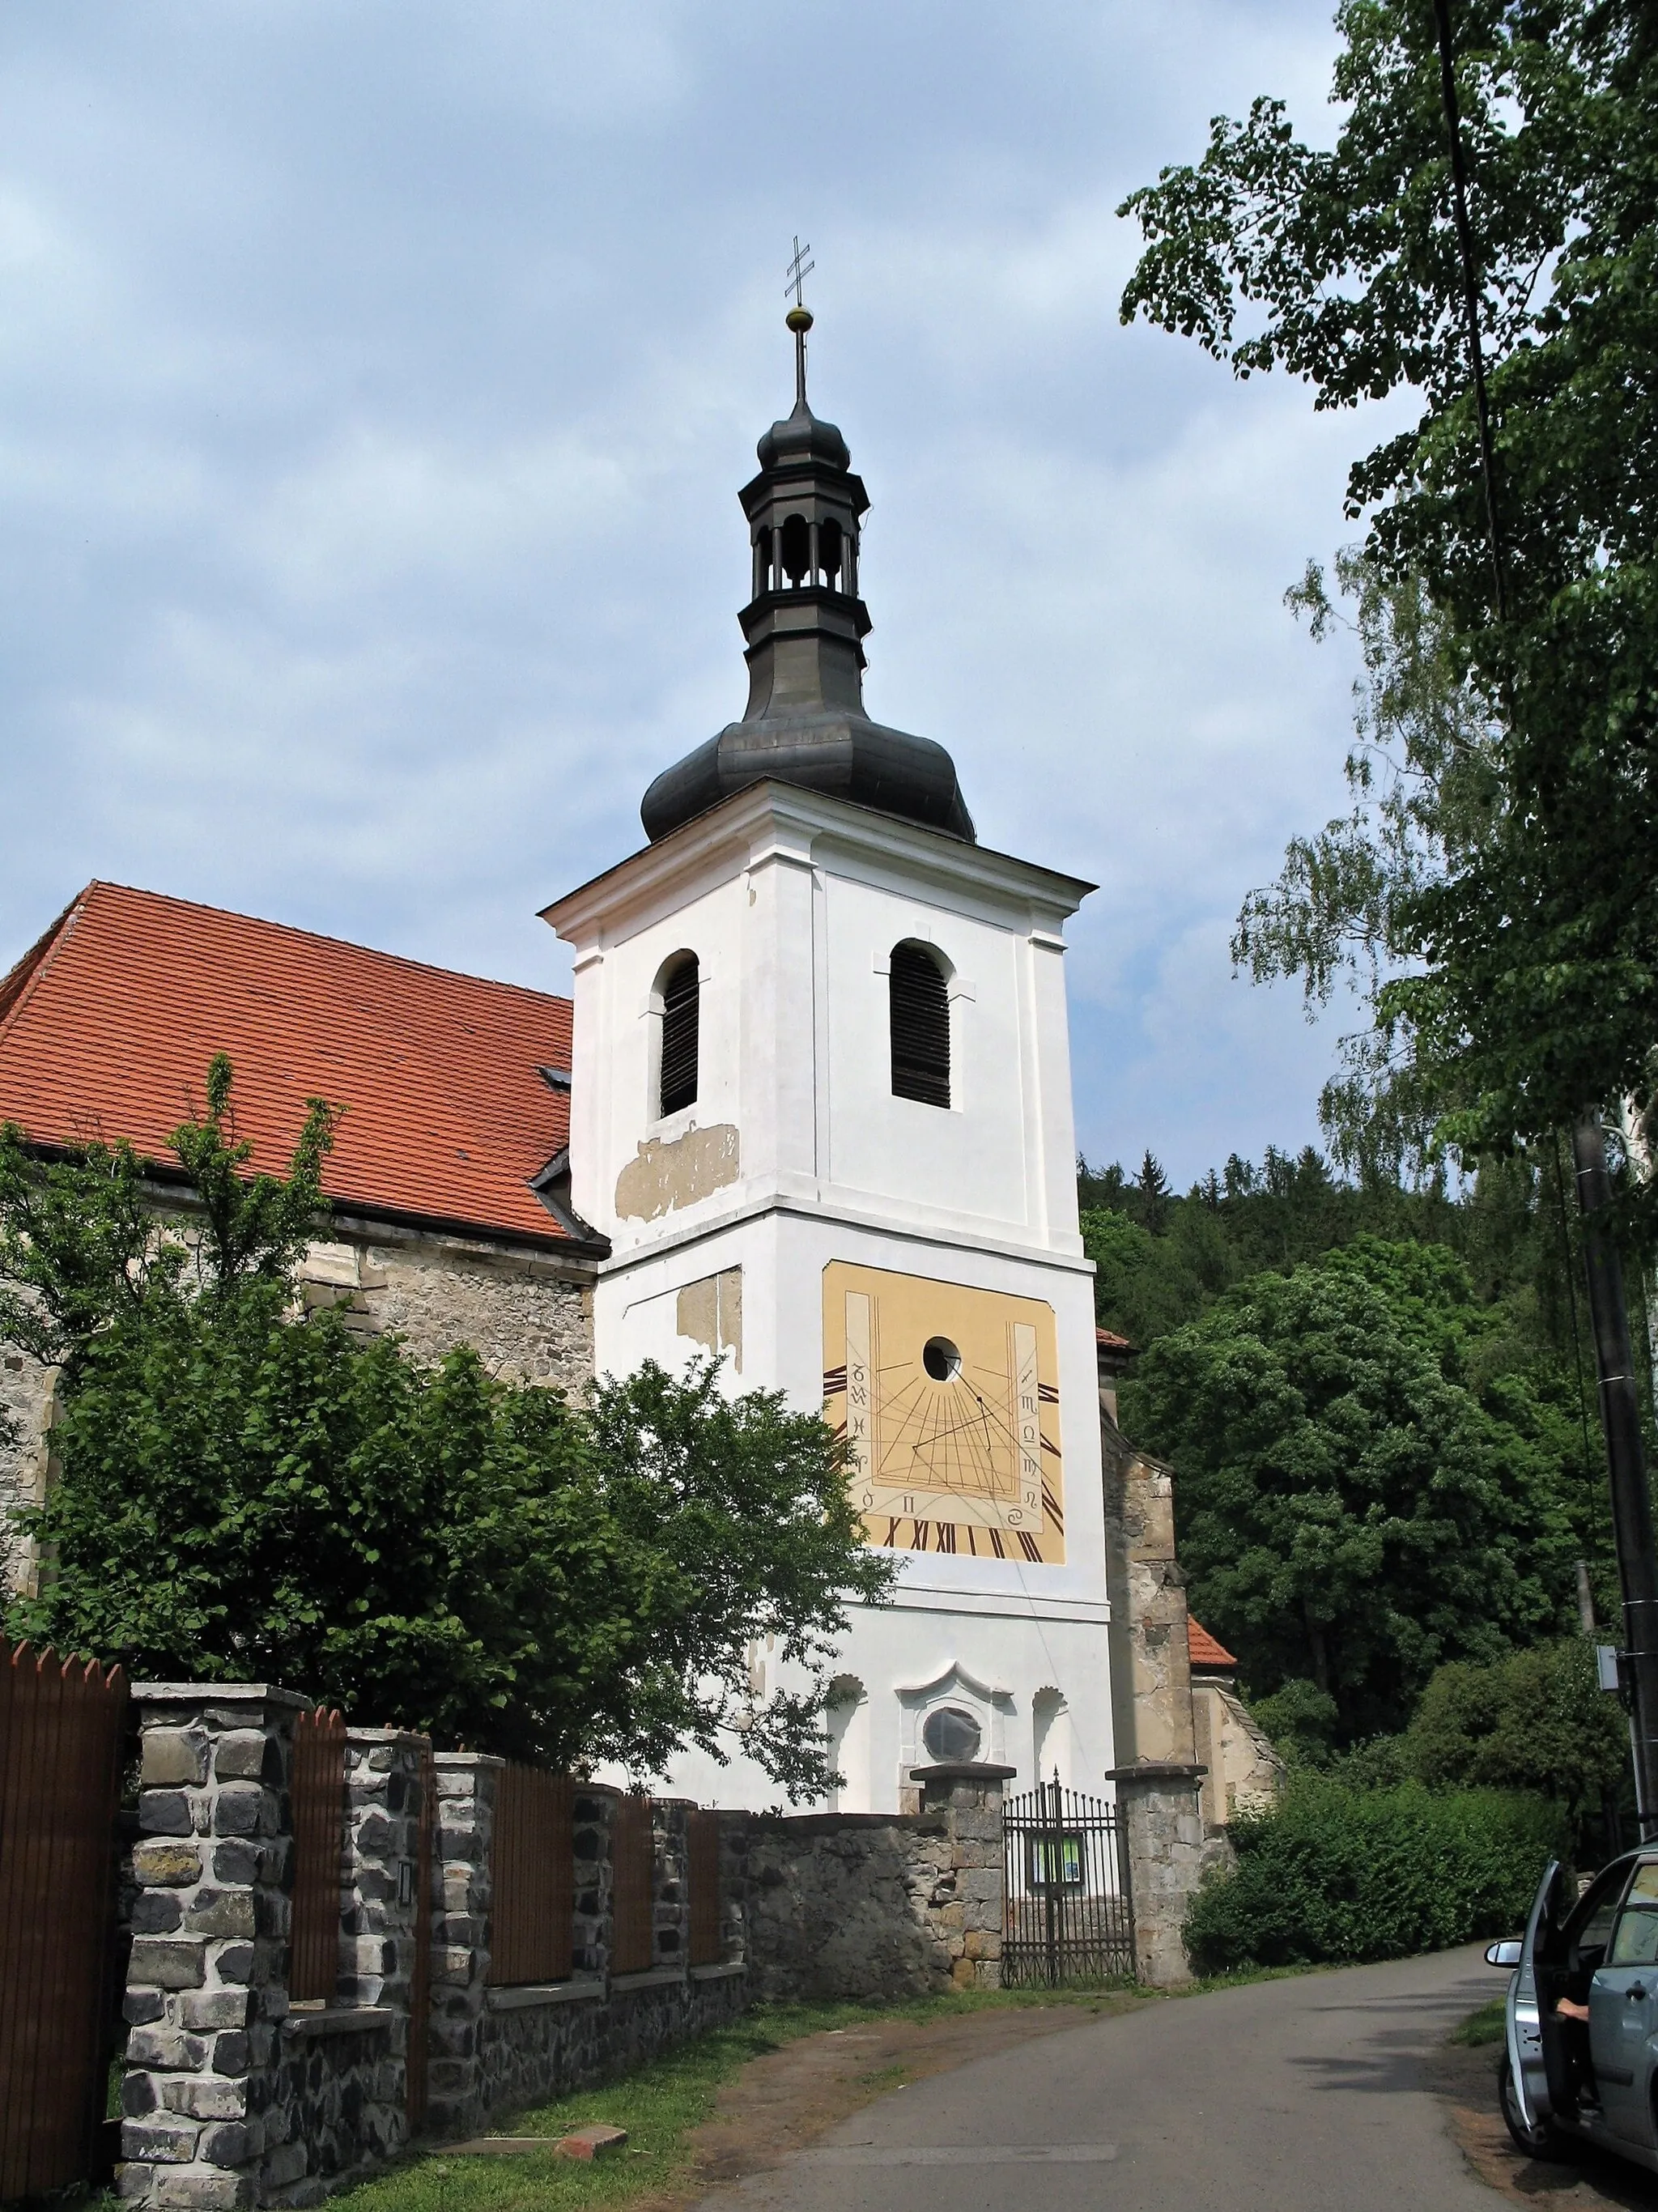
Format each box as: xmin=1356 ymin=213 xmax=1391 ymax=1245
xmin=1002 ymin=1776 xmax=1135 ymax=1986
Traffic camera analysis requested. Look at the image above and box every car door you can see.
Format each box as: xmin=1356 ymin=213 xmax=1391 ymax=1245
xmin=1590 ymin=1859 xmax=1658 ymax=2144
xmin=1512 ymin=1857 xmax=1568 ymax=2126
xmin=1538 ymin=1857 xmax=1634 ymax=2123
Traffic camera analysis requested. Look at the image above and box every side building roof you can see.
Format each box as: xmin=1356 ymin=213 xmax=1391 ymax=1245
xmin=0 ymin=882 xmax=589 ymax=1251
xmin=1188 ymin=1619 xmax=1239 ymax=1672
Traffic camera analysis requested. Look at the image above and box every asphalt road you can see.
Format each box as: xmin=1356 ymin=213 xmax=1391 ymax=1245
xmin=700 ymin=1946 xmax=1503 ymax=2212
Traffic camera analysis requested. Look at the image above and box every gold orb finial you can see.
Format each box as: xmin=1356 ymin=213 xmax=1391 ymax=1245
xmin=786 ymin=304 xmax=814 ymax=334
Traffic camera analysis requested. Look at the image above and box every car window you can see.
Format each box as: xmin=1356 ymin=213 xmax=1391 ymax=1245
xmin=1570 ymin=1861 xmax=1635 ymax=1971
xmin=1609 ymin=1862 xmax=1658 ymax=1966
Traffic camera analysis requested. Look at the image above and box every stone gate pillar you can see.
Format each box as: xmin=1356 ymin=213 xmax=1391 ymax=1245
xmin=910 ymin=1761 xmax=1014 ymax=1989
xmin=120 ymin=1683 xmax=305 ymax=2208
xmin=1104 ymin=1761 xmax=1208 ymax=1987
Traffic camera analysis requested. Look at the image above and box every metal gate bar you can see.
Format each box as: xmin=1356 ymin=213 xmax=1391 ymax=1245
xmin=1002 ymin=1776 xmax=1134 ymax=1987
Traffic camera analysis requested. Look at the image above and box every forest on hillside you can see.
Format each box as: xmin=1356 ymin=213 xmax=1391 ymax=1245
xmin=1081 ymin=1144 xmax=1633 ymax=1817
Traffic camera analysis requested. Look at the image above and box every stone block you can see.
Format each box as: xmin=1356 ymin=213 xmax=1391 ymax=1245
xmin=211 ymin=2031 xmax=250 ymax=2077
xmin=127 ymin=2026 xmax=208 ymax=2070
xmin=122 ymin=2118 xmax=201 ymax=2163
xmin=261 ymin=2141 xmax=309 ymax=2187
xmin=150 ymin=2169 xmax=251 ymax=2210
xmin=125 ymin=1992 xmax=167 ymax=2026
xmin=187 ymin=1891 xmax=257 ymax=1940
xmin=130 ymin=1940 xmax=207 ymax=1990
xmin=134 ymin=1842 xmax=204 ymax=1887
xmin=211 ymin=1942 xmax=258 ymax=1985
xmin=123 ymin=2073 xmax=159 ymax=2117
xmin=211 ymin=1841 xmax=263 ymax=1887
xmin=143 ymin=1729 xmax=210 ymax=1788
xmin=139 ymin=1791 xmax=194 ymax=1838
xmin=213 ymin=1731 xmax=274 ymax=1782
xmin=167 ymin=2078 xmax=251 ymax=2122
xmin=117 ymin=2163 xmax=157 ymax=2201
xmin=200 ymin=2123 xmax=253 ymax=2168
xmin=556 ymin=2125 xmax=628 ymax=2161
xmin=133 ymin=1892 xmax=186 ymax=1935
xmin=213 ymin=1784 xmax=267 ymax=1838
xmin=355 ymin=1810 xmax=396 ymax=1857
xmin=181 ymin=1989 xmax=253 ymax=2033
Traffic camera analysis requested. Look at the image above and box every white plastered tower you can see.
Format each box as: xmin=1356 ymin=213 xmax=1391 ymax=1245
xmin=542 ymin=308 xmax=1115 ymax=1812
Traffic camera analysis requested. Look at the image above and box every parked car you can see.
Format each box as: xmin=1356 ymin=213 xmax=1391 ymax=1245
xmin=1490 ymin=1849 xmax=1658 ymax=2168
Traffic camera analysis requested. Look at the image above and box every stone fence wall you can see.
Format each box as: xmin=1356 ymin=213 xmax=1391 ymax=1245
xmin=117 ymin=1686 xmax=745 ymax=2210
xmin=423 ymin=1754 xmax=743 ymax=2143
xmin=722 ymin=1765 xmax=1008 ymax=2002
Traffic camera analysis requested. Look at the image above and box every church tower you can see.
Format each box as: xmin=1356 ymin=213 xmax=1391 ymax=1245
xmin=543 ymin=301 xmax=1113 ymax=1811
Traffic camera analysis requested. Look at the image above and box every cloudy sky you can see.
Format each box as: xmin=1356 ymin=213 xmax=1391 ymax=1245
xmin=0 ymin=2 xmax=1393 ymax=1186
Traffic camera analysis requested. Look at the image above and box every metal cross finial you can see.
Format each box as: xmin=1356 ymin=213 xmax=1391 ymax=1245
xmin=785 ymin=236 xmax=814 ymax=309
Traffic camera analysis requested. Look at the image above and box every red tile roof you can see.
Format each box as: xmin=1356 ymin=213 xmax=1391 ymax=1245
xmin=1096 ymin=1326 xmax=1133 ymax=1351
xmin=1188 ymin=1618 xmax=1238 ymax=1670
xmin=0 ymin=883 xmax=579 ymax=1247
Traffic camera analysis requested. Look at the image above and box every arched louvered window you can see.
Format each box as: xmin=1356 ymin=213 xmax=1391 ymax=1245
xmin=889 ymin=942 xmax=950 ymax=1108
xmin=657 ymin=954 xmax=700 ymax=1117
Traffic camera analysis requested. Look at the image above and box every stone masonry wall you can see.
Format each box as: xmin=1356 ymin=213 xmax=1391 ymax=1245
xmin=729 ymin=1767 xmax=1008 ymax=2002
xmin=297 ymin=1230 xmax=593 ymax=1393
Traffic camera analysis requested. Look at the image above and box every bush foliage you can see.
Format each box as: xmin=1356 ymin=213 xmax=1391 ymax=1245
xmin=1184 ymin=1776 xmax=1565 ymax=1974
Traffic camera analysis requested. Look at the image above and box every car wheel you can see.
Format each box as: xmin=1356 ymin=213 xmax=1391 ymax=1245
xmin=1499 ymin=2052 xmax=1576 ymax=2161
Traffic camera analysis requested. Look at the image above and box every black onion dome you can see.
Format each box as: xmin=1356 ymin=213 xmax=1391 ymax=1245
xmin=756 ymin=396 xmax=851 ymax=472
xmin=640 ymin=316 xmax=975 ymax=847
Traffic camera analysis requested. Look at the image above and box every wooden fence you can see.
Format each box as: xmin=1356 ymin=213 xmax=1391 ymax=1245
xmin=610 ymin=1793 xmax=654 ymax=1975
xmin=0 ymin=1641 xmax=129 ymax=2201
xmin=487 ymin=1763 xmax=574 ymax=1986
xmin=288 ymin=1708 xmax=346 ymax=2003
xmin=687 ymin=1808 xmax=722 ymax=1967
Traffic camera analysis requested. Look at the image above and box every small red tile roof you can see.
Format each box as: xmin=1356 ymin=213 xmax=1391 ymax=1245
xmin=1188 ymin=1618 xmax=1238 ymax=1670
xmin=1096 ymin=1326 xmax=1133 ymax=1351
xmin=0 ymin=883 xmax=579 ymax=1246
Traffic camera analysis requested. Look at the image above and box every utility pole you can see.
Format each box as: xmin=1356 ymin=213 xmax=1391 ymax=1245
xmin=1574 ymin=1120 xmax=1658 ymax=1835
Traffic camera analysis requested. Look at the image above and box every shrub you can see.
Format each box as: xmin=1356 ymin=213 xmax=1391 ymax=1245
xmin=1183 ymin=1775 xmax=1566 ymax=1972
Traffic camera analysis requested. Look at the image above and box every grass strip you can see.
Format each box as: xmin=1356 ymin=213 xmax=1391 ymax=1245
xmin=1450 ymin=1997 xmax=1508 ymax=2047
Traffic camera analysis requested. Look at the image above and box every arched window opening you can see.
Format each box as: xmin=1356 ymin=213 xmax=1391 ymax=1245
xmin=780 ymin=513 xmax=810 ymax=586
xmin=889 ymin=942 xmax=950 ymax=1107
xmin=658 ymin=953 xmax=699 ymax=1117
xmin=818 ymin=517 xmax=843 ymax=588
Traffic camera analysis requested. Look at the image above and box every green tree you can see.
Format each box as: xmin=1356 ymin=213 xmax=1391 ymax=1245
xmin=1120 ymin=1 xmax=1658 ymax=1214
xmin=1399 ymin=1639 xmax=1629 ymax=1828
xmin=0 ymin=1066 xmax=895 ymax=1794
xmin=1120 ymin=1239 xmax=1602 ymax=1738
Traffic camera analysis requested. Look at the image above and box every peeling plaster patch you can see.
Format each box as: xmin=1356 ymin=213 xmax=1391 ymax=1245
xmin=675 ymin=1268 xmax=742 ymax=1372
xmin=614 ymin=1123 xmax=739 ymax=1221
